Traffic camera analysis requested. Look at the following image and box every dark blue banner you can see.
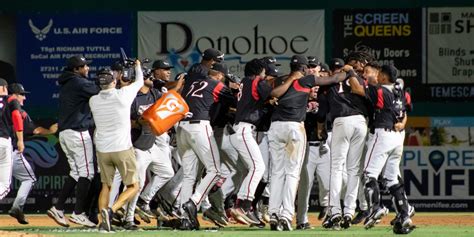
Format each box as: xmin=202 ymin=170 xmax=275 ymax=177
xmin=17 ymin=12 xmax=133 ymax=111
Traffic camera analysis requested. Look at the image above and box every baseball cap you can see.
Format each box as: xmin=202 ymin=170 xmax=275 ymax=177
xmin=66 ymin=55 xmax=92 ymax=69
xmin=261 ymin=56 xmax=281 ymax=66
xmin=9 ymin=83 xmax=30 ymax=94
xmin=0 ymin=78 xmax=8 ymax=86
xmin=211 ymin=63 xmax=229 ymax=75
xmin=290 ymin=55 xmax=308 ymax=66
xmin=97 ymin=68 xmax=115 ymax=85
xmin=320 ymin=63 xmax=330 ymax=73
xmin=329 ymin=58 xmax=345 ymax=71
xmin=202 ymin=48 xmax=224 ymax=62
xmin=266 ymin=63 xmax=282 ymax=77
xmin=152 ymin=60 xmax=174 ymax=70
xmin=381 ymin=65 xmax=398 ymax=82
xmin=307 ymin=56 xmax=320 ymax=67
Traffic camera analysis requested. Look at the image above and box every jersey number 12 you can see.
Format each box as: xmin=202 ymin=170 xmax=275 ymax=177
xmin=186 ymin=81 xmax=209 ymax=98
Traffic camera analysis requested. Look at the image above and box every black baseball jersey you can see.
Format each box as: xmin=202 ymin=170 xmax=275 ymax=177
xmin=0 ymin=95 xmax=14 ymax=138
xmin=272 ymin=74 xmax=341 ymax=122
xmin=21 ymin=111 xmax=37 ymax=135
xmin=326 ymin=76 xmax=369 ymax=121
xmin=234 ymin=76 xmax=272 ymax=125
xmin=255 ymin=104 xmax=273 ymax=132
xmin=210 ymin=102 xmax=233 ymax=128
xmin=181 ymin=76 xmax=234 ymax=121
xmin=256 ymin=76 xmax=281 ymax=131
xmin=316 ymin=90 xmax=333 ymax=132
xmin=304 ymin=91 xmax=329 ymax=141
xmin=130 ymin=88 xmax=162 ymax=150
xmin=366 ymin=84 xmax=407 ymax=129
xmin=5 ymin=96 xmax=23 ymax=138
xmin=305 ymin=107 xmax=327 ymax=142
xmin=187 ymin=63 xmax=209 ymax=81
xmin=12 ymin=110 xmax=36 ymax=149
xmin=210 ymin=78 xmax=238 ymax=127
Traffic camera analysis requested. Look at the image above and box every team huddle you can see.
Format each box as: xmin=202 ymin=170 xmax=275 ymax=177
xmin=0 ymin=48 xmax=415 ymax=234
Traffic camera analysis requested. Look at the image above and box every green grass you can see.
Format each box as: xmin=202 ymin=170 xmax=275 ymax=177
xmin=2 ymin=225 xmax=474 ymax=237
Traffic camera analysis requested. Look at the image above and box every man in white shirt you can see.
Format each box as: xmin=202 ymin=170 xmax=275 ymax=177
xmin=89 ymin=61 xmax=143 ymax=232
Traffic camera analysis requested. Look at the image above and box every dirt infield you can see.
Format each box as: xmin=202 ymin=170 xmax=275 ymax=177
xmin=1 ymin=212 xmax=474 ymax=227
xmin=0 ymin=212 xmax=473 ymax=236
xmin=0 ymin=230 xmax=47 ymax=237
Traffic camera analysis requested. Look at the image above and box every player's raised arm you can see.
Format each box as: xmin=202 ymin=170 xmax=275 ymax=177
xmin=270 ymin=75 xmax=298 ymax=98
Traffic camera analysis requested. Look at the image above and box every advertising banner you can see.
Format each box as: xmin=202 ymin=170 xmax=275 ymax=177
xmin=138 ymin=11 xmax=325 ymax=77
xmin=402 ymin=146 xmax=474 ymax=210
xmin=427 ymin=7 xmax=474 ymax=100
xmin=0 ymin=132 xmax=74 ymax=213
xmin=17 ymin=12 xmax=133 ymax=110
xmin=333 ymin=9 xmax=423 ymax=100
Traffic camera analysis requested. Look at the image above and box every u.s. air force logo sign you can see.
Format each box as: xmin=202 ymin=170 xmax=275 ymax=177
xmin=28 ymin=19 xmax=53 ymax=41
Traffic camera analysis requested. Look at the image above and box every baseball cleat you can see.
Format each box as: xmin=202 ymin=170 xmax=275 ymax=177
xmin=269 ymin=213 xmax=282 ymax=231
xmin=318 ymin=206 xmax=328 ymax=221
xmin=340 ymin=214 xmax=352 ymax=229
xmin=259 ymin=204 xmax=270 ymax=223
xmin=391 ymin=205 xmax=415 ymax=226
xmin=182 ymin=200 xmax=199 ymax=230
xmin=229 ymin=207 xmax=253 ymax=225
xmin=322 ymin=213 xmax=342 ymax=230
xmin=136 ymin=203 xmax=156 ymax=222
xmin=47 ymin=206 xmax=70 ymax=228
xmin=296 ymin=222 xmax=312 ymax=230
xmin=279 ymin=217 xmax=292 ymax=231
xmin=135 ymin=209 xmax=151 ymax=223
xmin=9 ymin=208 xmax=28 ymax=225
xmin=352 ymin=209 xmax=369 ymax=224
xmin=203 ymin=208 xmax=228 ymax=227
xmin=250 ymin=220 xmax=266 ymax=228
xmin=400 ymin=215 xmax=413 ymax=228
xmin=364 ymin=206 xmax=388 ymax=229
xmin=152 ymin=207 xmax=172 ymax=221
xmin=69 ymin=212 xmax=96 ymax=228
xmin=122 ymin=221 xmax=141 ymax=231
xmin=245 ymin=209 xmax=262 ymax=225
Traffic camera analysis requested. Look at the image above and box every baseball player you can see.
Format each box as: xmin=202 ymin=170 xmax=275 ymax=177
xmin=205 ymin=65 xmax=242 ymax=227
xmin=120 ymin=60 xmax=174 ymax=230
xmin=187 ymin=48 xmax=224 ymax=81
xmin=268 ymin=55 xmax=347 ymax=231
xmin=352 ymin=61 xmax=381 ymax=224
xmin=0 ymin=78 xmax=24 ymax=202
xmin=7 ymin=84 xmax=57 ymax=225
xmin=250 ymin=56 xmax=281 ymax=225
xmin=47 ymin=55 xmax=99 ymax=228
xmin=349 ymin=65 xmax=414 ymax=233
xmin=135 ymin=60 xmax=180 ymax=221
xmin=227 ymin=59 xmax=273 ymax=225
xmin=296 ymin=57 xmax=331 ymax=230
xmin=323 ymin=52 xmax=372 ymax=230
xmin=177 ymin=61 xmax=234 ymax=230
